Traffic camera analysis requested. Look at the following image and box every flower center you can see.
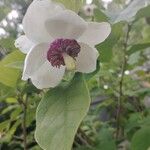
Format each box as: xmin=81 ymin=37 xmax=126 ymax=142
xmin=47 ymin=39 xmax=81 ymax=69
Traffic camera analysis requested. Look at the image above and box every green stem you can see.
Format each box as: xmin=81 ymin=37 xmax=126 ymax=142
xmin=116 ymin=24 xmax=131 ymax=139
xmin=17 ymin=81 xmax=29 ymax=150
xmin=22 ymin=93 xmax=28 ymax=150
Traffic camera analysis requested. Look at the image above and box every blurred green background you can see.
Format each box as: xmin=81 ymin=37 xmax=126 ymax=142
xmin=0 ymin=0 xmax=150 ymax=149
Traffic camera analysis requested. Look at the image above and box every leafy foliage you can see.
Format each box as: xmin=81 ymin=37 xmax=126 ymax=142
xmin=0 ymin=50 xmax=24 ymax=87
xmin=131 ymin=127 xmax=150 ymax=150
xmin=106 ymin=0 xmax=150 ymax=23
xmin=0 ymin=0 xmax=150 ymax=150
xmin=53 ymin=0 xmax=85 ymax=12
xmin=96 ymin=22 xmax=123 ymax=62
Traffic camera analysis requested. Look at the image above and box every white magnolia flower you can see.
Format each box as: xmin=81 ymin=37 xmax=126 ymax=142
xmin=15 ymin=0 xmax=111 ymax=89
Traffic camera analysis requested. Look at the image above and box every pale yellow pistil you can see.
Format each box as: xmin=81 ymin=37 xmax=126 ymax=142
xmin=63 ymin=53 xmax=76 ymax=71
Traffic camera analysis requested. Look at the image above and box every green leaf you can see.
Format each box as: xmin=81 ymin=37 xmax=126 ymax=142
xmin=127 ymin=43 xmax=150 ymax=55
xmin=6 ymin=97 xmax=17 ymax=103
xmin=10 ymin=108 xmax=22 ymax=121
xmin=0 ymin=50 xmax=25 ymax=66
xmin=0 ymin=120 xmax=10 ymax=132
xmin=96 ymin=127 xmax=116 ymax=150
xmin=75 ymin=147 xmax=93 ymax=150
xmin=94 ymin=9 xmax=108 ymax=22
xmin=35 ymin=73 xmax=91 ymax=150
xmin=53 ymin=0 xmax=85 ymax=12
xmin=136 ymin=5 xmax=150 ymax=19
xmin=85 ymin=60 xmax=100 ymax=80
xmin=0 ymin=83 xmax=14 ymax=101
xmin=110 ymin=0 xmax=150 ymax=23
xmin=0 ymin=37 xmax=17 ymax=52
xmin=5 ymin=61 xmax=24 ymax=69
xmin=96 ymin=23 xmax=123 ymax=62
xmin=131 ymin=127 xmax=150 ymax=150
xmin=5 ymin=120 xmax=21 ymax=141
xmin=127 ymin=51 xmax=141 ymax=65
xmin=0 ymin=7 xmax=10 ymax=22
xmin=0 ymin=50 xmax=25 ymax=87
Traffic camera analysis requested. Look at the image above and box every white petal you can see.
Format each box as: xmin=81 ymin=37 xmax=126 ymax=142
xmin=23 ymin=0 xmax=65 ymax=43
xmin=31 ymin=61 xmax=65 ymax=89
xmin=15 ymin=35 xmax=35 ymax=54
xmin=45 ymin=10 xmax=87 ymax=39
xmin=22 ymin=43 xmax=65 ymax=89
xmin=76 ymin=42 xmax=99 ymax=73
xmin=78 ymin=22 xmax=111 ymax=46
xmin=22 ymin=43 xmax=49 ymax=80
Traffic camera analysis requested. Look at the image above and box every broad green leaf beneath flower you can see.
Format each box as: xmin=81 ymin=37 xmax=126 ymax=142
xmin=35 ymin=73 xmax=91 ymax=150
xmin=53 ymin=0 xmax=85 ymax=12
xmin=0 ymin=50 xmax=25 ymax=87
xmin=131 ymin=127 xmax=150 ymax=150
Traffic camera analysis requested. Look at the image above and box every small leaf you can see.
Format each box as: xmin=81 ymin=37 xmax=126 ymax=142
xmin=5 ymin=61 xmax=24 ymax=69
xmin=131 ymin=127 xmax=150 ymax=150
xmin=127 ymin=51 xmax=141 ymax=65
xmin=96 ymin=23 xmax=123 ymax=62
xmin=75 ymin=147 xmax=93 ymax=150
xmin=96 ymin=127 xmax=116 ymax=150
xmin=85 ymin=60 xmax=100 ymax=80
xmin=0 ymin=7 xmax=10 ymax=22
xmin=107 ymin=0 xmax=150 ymax=23
xmin=35 ymin=73 xmax=91 ymax=150
xmin=0 ymin=120 xmax=10 ymax=132
xmin=6 ymin=97 xmax=17 ymax=103
xmin=53 ymin=0 xmax=85 ymax=12
xmin=0 ymin=50 xmax=25 ymax=87
xmin=127 ymin=43 xmax=150 ymax=55
xmin=0 ymin=38 xmax=17 ymax=53
xmin=5 ymin=120 xmax=21 ymax=141
xmin=0 ymin=83 xmax=14 ymax=101
xmin=136 ymin=5 xmax=150 ymax=19
xmin=94 ymin=9 xmax=108 ymax=22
